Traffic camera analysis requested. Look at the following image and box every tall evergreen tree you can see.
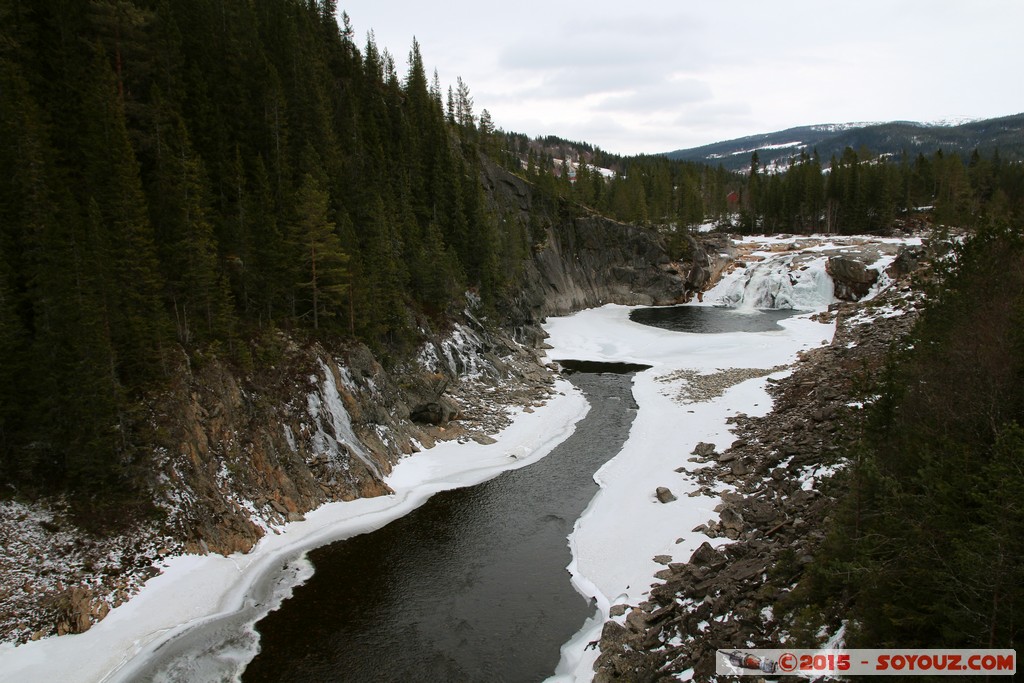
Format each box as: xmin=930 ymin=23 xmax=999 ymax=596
xmin=244 ymin=155 xmax=290 ymax=325
xmin=78 ymin=49 xmax=169 ymax=387
xmin=149 ymin=91 xmax=235 ymax=344
xmin=0 ymin=200 xmax=28 ymax=480
xmin=290 ymin=173 xmax=349 ymax=330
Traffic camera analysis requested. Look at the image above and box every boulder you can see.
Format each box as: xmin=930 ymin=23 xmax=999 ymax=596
xmin=727 ymin=556 xmax=768 ymax=582
xmin=827 ymin=256 xmax=879 ymax=301
xmin=689 ymin=541 xmax=727 ymax=568
xmin=684 ymin=238 xmax=713 ymax=296
xmin=720 ymin=506 xmax=744 ymax=532
xmin=410 ymin=397 xmax=460 ymax=425
xmin=655 ymin=487 xmax=677 ymax=503
xmin=691 ymin=441 xmax=717 ymax=457
xmin=887 ymin=244 xmax=927 ymax=279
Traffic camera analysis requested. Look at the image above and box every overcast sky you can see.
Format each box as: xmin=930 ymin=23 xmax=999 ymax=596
xmin=336 ymin=1 xmax=1024 ymax=156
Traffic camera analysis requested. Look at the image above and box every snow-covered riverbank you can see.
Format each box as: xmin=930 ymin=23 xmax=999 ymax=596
xmin=544 ymin=302 xmax=837 ymax=680
xmin=546 ymin=233 xmax=919 ymax=679
xmin=0 ymin=385 xmax=589 ymax=683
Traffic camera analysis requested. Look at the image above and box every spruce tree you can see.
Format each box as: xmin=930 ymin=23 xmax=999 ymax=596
xmin=245 ymin=156 xmax=289 ymax=326
xmin=290 ymin=173 xmax=349 ymax=330
xmin=0 ymin=254 xmax=25 ymax=481
xmin=149 ymin=91 xmax=235 ymax=344
xmin=358 ymin=196 xmax=409 ymax=346
xmin=78 ymin=49 xmax=169 ymax=387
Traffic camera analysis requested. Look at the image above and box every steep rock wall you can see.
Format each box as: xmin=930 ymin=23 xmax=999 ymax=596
xmin=481 ymin=162 xmax=689 ymax=334
xmin=152 ymin=342 xmax=400 ymax=555
xmin=149 ymin=317 xmax=558 ymax=556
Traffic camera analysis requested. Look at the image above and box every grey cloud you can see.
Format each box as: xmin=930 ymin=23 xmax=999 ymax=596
xmin=597 ymin=79 xmax=713 ymax=113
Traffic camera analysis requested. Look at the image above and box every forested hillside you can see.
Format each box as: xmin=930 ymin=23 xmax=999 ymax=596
xmin=743 ymin=147 xmax=1024 ymax=234
xmin=3 ymin=0 xmax=1024 ymax=532
xmin=665 ymin=115 xmax=1024 ymax=171
xmin=789 ymin=225 xmax=1024 ymax=650
xmin=0 ymin=0 xmax=531 ymax=516
xmin=495 ymin=133 xmax=1024 ymax=242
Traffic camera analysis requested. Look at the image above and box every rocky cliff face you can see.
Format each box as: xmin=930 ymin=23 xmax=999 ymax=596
xmin=481 ymin=162 xmax=691 ymax=336
xmin=152 ymin=342 xmax=400 ymax=556
xmin=149 ymin=311 xmax=572 ymax=557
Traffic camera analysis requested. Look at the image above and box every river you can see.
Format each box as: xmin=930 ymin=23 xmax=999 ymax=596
xmin=242 ymin=369 xmax=642 ymax=683
xmin=241 ymin=306 xmax=800 ymax=681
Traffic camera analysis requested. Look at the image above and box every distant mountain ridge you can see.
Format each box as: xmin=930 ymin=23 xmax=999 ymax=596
xmin=665 ymin=113 xmax=1024 ymax=171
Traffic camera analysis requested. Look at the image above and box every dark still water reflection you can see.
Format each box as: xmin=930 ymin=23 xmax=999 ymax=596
xmin=243 ymin=368 xmax=640 ymax=683
xmin=629 ymin=305 xmax=797 ymax=334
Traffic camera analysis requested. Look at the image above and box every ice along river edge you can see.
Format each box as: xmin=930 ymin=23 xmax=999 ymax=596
xmin=0 ymin=383 xmax=590 ymax=683
xmin=544 ymin=303 xmax=837 ymax=681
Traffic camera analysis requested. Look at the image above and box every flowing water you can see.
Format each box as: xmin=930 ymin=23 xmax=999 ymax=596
xmin=242 ymin=368 xmax=644 ymax=683
xmin=133 ymin=304 xmax=806 ymax=683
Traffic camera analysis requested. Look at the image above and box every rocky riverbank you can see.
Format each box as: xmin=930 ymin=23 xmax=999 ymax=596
xmin=0 ymin=316 xmax=560 ymax=644
xmin=591 ymin=268 xmax=929 ymax=681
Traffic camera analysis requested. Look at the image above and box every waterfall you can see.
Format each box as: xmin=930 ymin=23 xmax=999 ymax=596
xmin=719 ymin=254 xmax=836 ymax=310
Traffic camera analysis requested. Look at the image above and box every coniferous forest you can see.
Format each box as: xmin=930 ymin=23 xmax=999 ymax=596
xmin=506 ymin=140 xmax=1024 ymax=237
xmin=3 ymin=0 xmax=1024 ymax=520
xmin=787 ymin=226 xmax=1024 ymax=650
xmin=0 ymin=0 xmax=529 ymax=512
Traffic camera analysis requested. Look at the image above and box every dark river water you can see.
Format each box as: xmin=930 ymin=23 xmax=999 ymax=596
xmin=629 ymin=305 xmax=796 ymax=333
xmin=242 ymin=368 xmax=643 ymax=683
xmin=120 ymin=306 xmax=792 ymax=682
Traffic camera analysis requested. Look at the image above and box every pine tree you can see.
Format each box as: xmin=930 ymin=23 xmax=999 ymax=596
xmin=0 ymin=58 xmax=53 ymax=485
xmin=454 ymin=76 xmax=474 ymax=131
xmin=574 ymin=157 xmax=594 ymax=206
xmin=1 ymin=62 xmax=132 ymax=503
xmin=149 ymin=91 xmax=235 ymax=344
xmin=78 ymin=49 xmax=170 ymax=388
xmin=478 ymin=108 xmax=496 ymax=156
xmin=290 ymin=173 xmax=349 ymax=330
xmin=358 ymin=196 xmax=409 ymax=346
xmin=414 ymin=221 xmax=462 ymax=315
xmin=59 ymin=199 xmax=133 ymax=506
xmin=744 ymin=150 xmax=761 ymax=231
xmin=245 ymin=156 xmax=289 ymax=325
xmin=0 ymin=253 xmax=25 ymax=480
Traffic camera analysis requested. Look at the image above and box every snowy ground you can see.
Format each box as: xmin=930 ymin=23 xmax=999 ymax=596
xmin=544 ymin=303 xmax=837 ymax=680
xmin=0 ymin=386 xmax=589 ymax=683
xmin=544 ymin=239 xmax=861 ymax=679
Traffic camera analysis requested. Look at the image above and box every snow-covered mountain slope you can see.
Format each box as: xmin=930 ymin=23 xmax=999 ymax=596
xmin=665 ymin=113 xmax=1024 ymax=172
